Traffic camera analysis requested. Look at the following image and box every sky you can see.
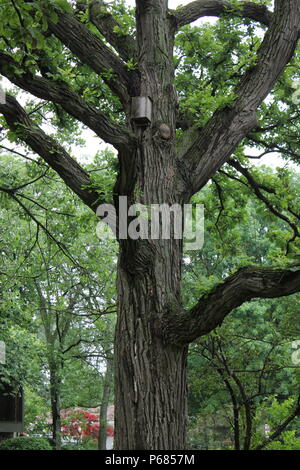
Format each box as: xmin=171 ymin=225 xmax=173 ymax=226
xmin=0 ymin=0 xmax=294 ymax=171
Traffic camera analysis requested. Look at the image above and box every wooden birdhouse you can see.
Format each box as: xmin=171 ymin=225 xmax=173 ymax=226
xmin=131 ymin=96 xmax=152 ymax=126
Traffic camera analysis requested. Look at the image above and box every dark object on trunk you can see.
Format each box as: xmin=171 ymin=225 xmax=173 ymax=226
xmin=158 ymin=122 xmax=172 ymax=140
xmin=131 ymin=96 xmax=152 ymax=126
xmin=0 ymin=380 xmax=24 ymax=434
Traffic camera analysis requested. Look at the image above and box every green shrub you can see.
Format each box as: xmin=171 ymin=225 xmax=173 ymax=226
xmin=61 ymin=439 xmax=98 ymax=451
xmin=0 ymin=436 xmax=52 ymax=450
xmin=61 ymin=443 xmax=78 ymax=450
xmin=78 ymin=439 xmax=98 ymax=450
xmin=265 ymin=431 xmax=300 ymax=450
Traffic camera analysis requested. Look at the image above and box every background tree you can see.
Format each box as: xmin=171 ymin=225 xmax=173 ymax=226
xmin=0 ymin=156 xmax=116 ymax=448
xmin=0 ymin=0 xmax=300 ymax=449
xmin=185 ymin=171 xmax=300 ymax=450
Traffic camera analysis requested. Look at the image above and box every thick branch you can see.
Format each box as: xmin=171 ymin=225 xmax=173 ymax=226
xmin=0 ymin=53 xmax=135 ymax=152
xmin=173 ymin=0 xmax=273 ymax=29
xmin=0 ymin=95 xmax=101 ymax=211
xmin=163 ymin=265 xmax=300 ymax=345
xmin=177 ymin=0 xmax=300 ymax=195
xmin=44 ymin=7 xmax=139 ymax=105
xmin=88 ymin=0 xmax=137 ymax=62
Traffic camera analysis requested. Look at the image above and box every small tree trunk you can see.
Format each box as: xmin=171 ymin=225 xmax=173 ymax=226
xmin=216 ymin=368 xmax=240 ymax=450
xmin=98 ymin=358 xmax=113 ymax=450
xmin=49 ymin=365 xmax=62 ymax=450
xmin=231 ymin=373 xmax=252 ymax=450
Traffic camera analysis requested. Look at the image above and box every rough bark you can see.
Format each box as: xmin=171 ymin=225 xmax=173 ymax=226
xmin=0 ymin=53 xmax=135 ymax=152
xmin=0 ymin=95 xmax=101 ymax=210
xmin=44 ymin=9 xmax=139 ymax=106
xmin=177 ymin=0 xmax=300 ymax=194
xmin=115 ymin=245 xmax=188 ymax=449
xmin=112 ymin=0 xmax=190 ymax=449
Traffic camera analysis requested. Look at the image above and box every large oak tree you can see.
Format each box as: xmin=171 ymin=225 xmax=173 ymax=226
xmin=1 ymin=0 xmax=300 ymax=449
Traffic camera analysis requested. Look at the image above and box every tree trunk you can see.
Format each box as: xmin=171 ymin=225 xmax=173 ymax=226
xmin=98 ymin=357 xmax=113 ymax=450
xmin=113 ymin=0 xmax=189 ymax=450
xmin=114 ymin=261 xmax=188 ymax=450
xmin=49 ymin=364 xmax=62 ymax=450
xmin=114 ymin=228 xmax=188 ymax=450
xmin=216 ymin=368 xmax=240 ymax=450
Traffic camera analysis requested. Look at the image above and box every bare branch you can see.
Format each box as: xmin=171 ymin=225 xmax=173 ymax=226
xmin=0 ymin=52 xmax=135 ymax=152
xmin=248 ymin=135 xmax=300 ymax=161
xmin=1 ymin=190 xmax=79 ymax=266
xmin=0 ymin=94 xmax=102 ymax=211
xmin=0 ymin=143 xmax=43 ymax=165
xmin=88 ymin=0 xmax=137 ymax=62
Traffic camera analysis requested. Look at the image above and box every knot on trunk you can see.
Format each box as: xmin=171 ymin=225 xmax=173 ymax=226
xmin=155 ymin=298 xmax=187 ymax=346
xmin=119 ymin=239 xmax=156 ymax=275
xmin=153 ymin=122 xmax=174 ymax=147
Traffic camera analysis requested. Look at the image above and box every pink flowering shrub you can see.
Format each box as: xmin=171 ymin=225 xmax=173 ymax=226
xmin=61 ymin=409 xmax=114 ymax=441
